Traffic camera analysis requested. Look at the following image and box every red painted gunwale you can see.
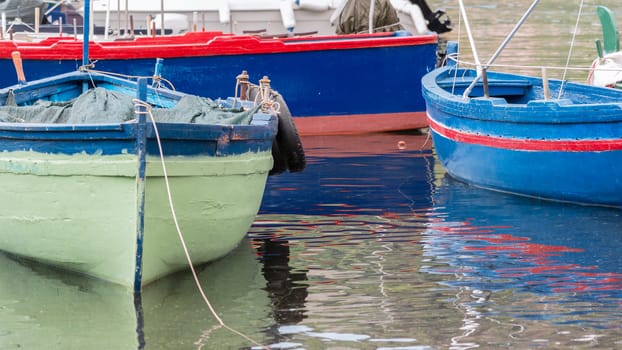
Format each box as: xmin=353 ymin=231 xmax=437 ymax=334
xmin=0 ymin=31 xmax=438 ymax=60
xmin=427 ymin=117 xmax=622 ymax=152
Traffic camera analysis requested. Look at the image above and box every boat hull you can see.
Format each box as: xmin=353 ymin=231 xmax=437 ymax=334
xmin=0 ymin=32 xmax=438 ymax=135
xmin=0 ymin=144 xmax=273 ymax=287
xmin=0 ymin=71 xmax=279 ymax=288
xmin=422 ymin=67 xmax=622 ymax=207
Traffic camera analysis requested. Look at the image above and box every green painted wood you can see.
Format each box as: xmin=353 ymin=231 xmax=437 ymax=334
xmin=596 ymin=5 xmax=620 ymax=58
xmin=0 ymin=150 xmax=273 ymax=288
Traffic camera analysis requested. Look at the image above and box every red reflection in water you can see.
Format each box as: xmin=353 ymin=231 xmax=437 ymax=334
xmin=432 ymin=222 xmax=622 ymax=293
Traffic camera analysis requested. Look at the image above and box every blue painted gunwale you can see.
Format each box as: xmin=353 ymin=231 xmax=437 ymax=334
xmin=421 ymin=66 xmax=622 ymax=207
xmin=0 ymin=31 xmax=438 ymax=134
xmin=0 ymin=71 xmax=277 ymax=156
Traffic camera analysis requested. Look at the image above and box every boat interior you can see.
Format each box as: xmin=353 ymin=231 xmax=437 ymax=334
xmin=434 ymin=67 xmax=622 ymax=105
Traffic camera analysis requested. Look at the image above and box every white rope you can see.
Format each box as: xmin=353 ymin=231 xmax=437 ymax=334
xmin=252 ymin=86 xmax=282 ymax=114
xmin=557 ymin=0 xmax=585 ymax=99
xmin=132 ymin=99 xmax=269 ymax=350
xmin=450 ymin=55 xmax=600 ymax=73
xmin=457 ymin=0 xmax=482 ymax=74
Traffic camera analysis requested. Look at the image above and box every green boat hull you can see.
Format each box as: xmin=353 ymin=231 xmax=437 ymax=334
xmin=0 ymin=150 xmax=273 ymax=288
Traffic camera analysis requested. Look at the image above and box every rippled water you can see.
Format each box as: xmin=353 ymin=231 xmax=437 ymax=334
xmin=2 ymin=131 xmax=621 ymax=349
xmin=3 ymin=1 xmax=622 ymax=349
xmin=249 ymin=133 xmax=622 ymax=349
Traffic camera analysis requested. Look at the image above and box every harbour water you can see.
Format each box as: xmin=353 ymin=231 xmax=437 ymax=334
xmin=2 ymin=131 xmax=621 ymax=349
xmin=2 ymin=0 xmax=622 ymax=349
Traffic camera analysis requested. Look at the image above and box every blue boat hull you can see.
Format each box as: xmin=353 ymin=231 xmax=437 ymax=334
xmin=0 ymin=34 xmax=438 ymax=135
xmin=422 ymin=67 xmax=622 ymax=207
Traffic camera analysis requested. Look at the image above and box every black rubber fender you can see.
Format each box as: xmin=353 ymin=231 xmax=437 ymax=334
xmin=249 ymin=87 xmax=306 ymax=175
xmin=272 ymin=91 xmax=306 ymax=174
xmin=269 ymin=138 xmax=289 ymax=175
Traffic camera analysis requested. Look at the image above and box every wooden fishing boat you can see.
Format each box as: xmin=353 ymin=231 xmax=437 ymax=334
xmin=422 ymin=65 xmax=622 ymax=208
xmin=1 ymin=0 xmax=452 ymax=136
xmin=0 ymin=30 xmax=439 ymax=135
xmin=0 ymin=63 xmax=293 ymax=290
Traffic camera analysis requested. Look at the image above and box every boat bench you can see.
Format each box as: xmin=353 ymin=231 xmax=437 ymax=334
xmin=437 ymin=78 xmax=532 ymax=98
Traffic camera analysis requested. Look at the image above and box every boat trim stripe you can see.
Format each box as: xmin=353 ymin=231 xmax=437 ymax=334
xmin=427 ymin=116 xmax=622 ymax=151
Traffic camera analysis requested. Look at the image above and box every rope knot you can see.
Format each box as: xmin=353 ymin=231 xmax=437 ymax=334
xmin=132 ymin=99 xmax=152 ymax=115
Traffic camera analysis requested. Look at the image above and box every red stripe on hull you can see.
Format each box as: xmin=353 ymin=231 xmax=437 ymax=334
xmin=428 ymin=117 xmax=622 ymax=152
xmin=0 ymin=32 xmax=438 ymax=60
xmin=294 ymin=112 xmax=428 ymax=136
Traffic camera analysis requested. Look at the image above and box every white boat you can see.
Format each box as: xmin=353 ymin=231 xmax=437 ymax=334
xmin=88 ymin=0 xmax=451 ymax=36
xmin=0 ymin=0 xmax=46 ymax=24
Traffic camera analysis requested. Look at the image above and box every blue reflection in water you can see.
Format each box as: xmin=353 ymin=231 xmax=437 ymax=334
xmin=423 ymin=177 xmax=622 ymax=327
xmin=260 ymin=133 xmax=436 ymax=215
xmin=2 ymin=132 xmax=621 ymax=349
xmin=251 ymin=133 xmax=622 ymax=347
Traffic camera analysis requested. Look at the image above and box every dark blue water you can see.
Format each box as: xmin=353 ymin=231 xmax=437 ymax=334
xmin=248 ymin=132 xmax=622 ymax=349
xmin=1 ymin=132 xmax=621 ymax=349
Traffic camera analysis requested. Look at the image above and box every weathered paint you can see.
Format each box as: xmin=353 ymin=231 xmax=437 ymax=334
xmin=0 ymin=150 xmax=273 ymax=287
xmin=134 ymin=78 xmax=148 ymax=292
xmin=422 ymin=66 xmax=622 ymax=207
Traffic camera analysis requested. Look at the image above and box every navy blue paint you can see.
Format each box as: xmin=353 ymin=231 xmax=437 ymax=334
xmin=0 ymin=43 xmax=437 ymax=118
xmin=133 ymin=78 xmax=148 ymax=292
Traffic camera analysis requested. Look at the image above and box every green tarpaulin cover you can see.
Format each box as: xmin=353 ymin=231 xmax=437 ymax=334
xmin=0 ymin=88 xmax=256 ymax=125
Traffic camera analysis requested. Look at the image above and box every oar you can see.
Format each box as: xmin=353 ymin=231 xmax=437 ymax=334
xmin=11 ymin=51 xmax=27 ymax=85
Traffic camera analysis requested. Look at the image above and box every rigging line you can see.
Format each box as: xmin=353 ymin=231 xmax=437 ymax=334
xmin=450 ymin=5 xmax=464 ymax=95
xmin=131 ymin=99 xmax=269 ymax=350
xmin=462 ymin=0 xmax=542 ymax=98
xmin=451 ymin=58 xmax=597 ymax=72
xmin=457 ymin=0 xmax=481 ymax=75
xmin=558 ymin=0 xmax=585 ymax=99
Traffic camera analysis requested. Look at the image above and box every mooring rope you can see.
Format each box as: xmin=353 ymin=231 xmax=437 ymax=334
xmin=132 ymin=99 xmax=269 ymax=350
xmin=448 ymin=55 xmax=600 ymax=73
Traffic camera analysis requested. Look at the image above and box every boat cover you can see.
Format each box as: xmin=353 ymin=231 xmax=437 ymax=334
xmin=589 ymin=51 xmax=622 ymax=87
xmin=336 ymin=0 xmax=403 ymax=34
xmin=0 ymin=88 xmax=256 ymax=125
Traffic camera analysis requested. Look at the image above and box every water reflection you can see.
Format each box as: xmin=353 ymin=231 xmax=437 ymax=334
xmin=260 ymin=132 xmax=436 ymax=215
xmin=247 ymin=133 xmax=622 ymax=349
xmin=1 ymin=132 xmax=621 ymax=349
xmin=426 ymin=177 xmax=622 ymax=347
xmin=0 ymin=242 xmax=273 ymax=350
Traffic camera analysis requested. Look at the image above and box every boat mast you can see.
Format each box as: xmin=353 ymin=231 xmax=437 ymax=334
xmin=369 ymin=0 xmax=375 ymax=33
xmin=461 ymin=0 xmax=541 ymax=98
xmin=82 ymin=0 xmax=91 ymax=92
